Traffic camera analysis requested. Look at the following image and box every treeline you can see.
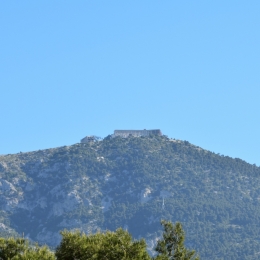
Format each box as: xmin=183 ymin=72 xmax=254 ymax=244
xmin=0 ymin=221 xmax=199 ymax=260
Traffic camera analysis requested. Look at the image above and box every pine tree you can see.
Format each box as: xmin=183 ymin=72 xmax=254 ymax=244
xmin=154 ymin=220 xmax=199 ymax=260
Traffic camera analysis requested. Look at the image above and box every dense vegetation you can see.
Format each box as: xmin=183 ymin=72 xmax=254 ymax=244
xmin=1 ymin=135 xmax=260 ymax=259
xmin=0 ymin=237 xmax=54 ymax=260
xmin=0 ymin=221 xmax=198 ymax=260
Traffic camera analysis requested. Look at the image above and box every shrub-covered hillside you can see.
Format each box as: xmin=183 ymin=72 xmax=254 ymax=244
xmin=1 ymin=135 xmax=260 ymax=259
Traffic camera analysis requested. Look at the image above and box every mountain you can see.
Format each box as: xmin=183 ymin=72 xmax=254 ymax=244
xmin=1 ymin=135 xmax=260 ymax=259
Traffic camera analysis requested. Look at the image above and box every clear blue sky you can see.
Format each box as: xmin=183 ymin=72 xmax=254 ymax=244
xmin=1 ymin=1 xmax=260 ymax=165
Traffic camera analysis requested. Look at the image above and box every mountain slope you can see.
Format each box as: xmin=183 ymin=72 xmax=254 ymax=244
xmin=1 ymin=135 xmax=260 ymax=259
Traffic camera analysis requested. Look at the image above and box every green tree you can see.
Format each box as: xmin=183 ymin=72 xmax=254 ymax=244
xmin=55 ymin=228 xmax=151 ymax=260
xmin=0 ymin=237 xmax=26 ymax=260
xmin=154 ymin=220 xmax=199 ymax=260
xmin=12 ymin=246 xmax=55 ymax=260
xmin=0 ymin=237 xmax=55 ymax=260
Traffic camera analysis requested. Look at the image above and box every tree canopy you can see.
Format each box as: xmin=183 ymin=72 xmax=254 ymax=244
xmin=155 ymin=221 xmax=199 ymax=260
xmin=0 ymin=237 xmax=55 ymax=260
xmin=0 ymin=220 xmax=199 ymax=260
xmin=55 ymin=228 xmax=151 ymax=260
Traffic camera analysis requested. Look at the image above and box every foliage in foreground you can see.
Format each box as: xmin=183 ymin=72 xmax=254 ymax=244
xmin=0 ymin=237 xmax=55 ymax=260
xmin=56 ymin=228 xmax=150 ymax=260
xmin=0 ymin=221 xmax=198 ymax=260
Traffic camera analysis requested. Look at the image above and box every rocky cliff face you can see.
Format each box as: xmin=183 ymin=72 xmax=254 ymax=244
xmin=1 ymin=135 xmax=260 ymax=259
xmin=0 ymin=144 xmax=106 ymax=245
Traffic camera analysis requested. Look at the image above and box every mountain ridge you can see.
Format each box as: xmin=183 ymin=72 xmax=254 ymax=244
xmin=1 ymin=135 xmax=260 ymax=259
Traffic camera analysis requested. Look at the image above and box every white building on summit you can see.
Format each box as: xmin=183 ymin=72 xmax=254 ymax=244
xmin=81 ymin=129 xmax=162 ymax=142
xmin=113 ymin=129 xmax=162 ymax=138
